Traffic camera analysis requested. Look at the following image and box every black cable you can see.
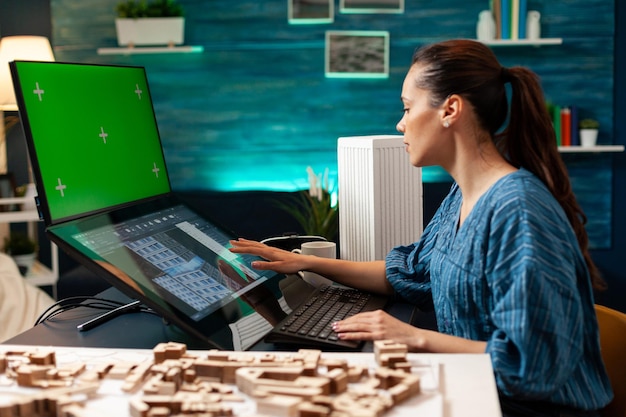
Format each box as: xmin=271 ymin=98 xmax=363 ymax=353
xmin=34 ymin=296 xmax=157 ymax=326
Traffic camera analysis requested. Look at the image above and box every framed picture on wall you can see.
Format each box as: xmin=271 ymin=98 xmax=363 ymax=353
xmin=325 ymin=31 xmax=390 ymax=78
xmin=339 ymin=0 xmax=404 ymax=14
xmin=288 ymin=0 xmax=334 ymax=24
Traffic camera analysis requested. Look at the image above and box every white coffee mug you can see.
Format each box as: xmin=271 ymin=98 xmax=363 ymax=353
xmin=292 ymin=241 xmax=336 ymax=288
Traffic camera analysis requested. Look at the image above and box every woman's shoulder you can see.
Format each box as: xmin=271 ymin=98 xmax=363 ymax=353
xmin=489 ymin=169 xmax=557 ymax=210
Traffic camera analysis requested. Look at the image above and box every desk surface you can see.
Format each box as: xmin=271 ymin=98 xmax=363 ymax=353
xmin=4 ymin=287 xmax=501 ymax=416
xmin=0 ymin=345 xmax=502 ymax=417
xmin=5 ymin=286 xmax=421 ymax=352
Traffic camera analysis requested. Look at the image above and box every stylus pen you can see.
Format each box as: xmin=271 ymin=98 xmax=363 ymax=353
xmin=76 ymin=300 xmax=142 ymax=332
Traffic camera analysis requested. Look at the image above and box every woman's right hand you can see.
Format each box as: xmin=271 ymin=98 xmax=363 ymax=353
xmin=228 ymin=238 xmax=310 ymax=275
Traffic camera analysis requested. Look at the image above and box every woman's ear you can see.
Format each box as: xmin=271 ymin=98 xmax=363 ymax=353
xmin=441 ymin=94 xmax=463 ymax=125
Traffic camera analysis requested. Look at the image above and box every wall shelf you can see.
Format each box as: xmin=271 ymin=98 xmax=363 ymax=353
xmin=558 ymin=145 xmax=624 ymax=153
xmin=481 ymin=38 xmax=563 ymax=46
xmin=0 ymin=197 xmax=59 ymax=299
xmin=97 ymin=45 xmax=204 ymax=55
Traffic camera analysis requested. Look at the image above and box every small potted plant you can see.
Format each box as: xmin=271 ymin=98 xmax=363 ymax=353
xmin=3 ymin=232 xmax=38 ymax=276
xmin=579 ymin=118 xmax=599 ymax=147
xmin=115 ymin=0 xmax=185 ymax=47
xmin=275 ymin=167 xmax=339 ymax=242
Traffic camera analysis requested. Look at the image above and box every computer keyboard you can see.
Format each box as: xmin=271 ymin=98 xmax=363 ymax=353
xmin=265 ymin=285 xmax=388 ymax=350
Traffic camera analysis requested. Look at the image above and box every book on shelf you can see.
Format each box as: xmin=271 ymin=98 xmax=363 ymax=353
xmin=518 ymin=0 xmax=527 ymax=39
xmin=552 ymin=104 xmax=562 ymax=146
xmin=500 ymin=0 xmax=511 ymax=39
xmin=489 ymin=0 xmax=529 ymax=40
xmin=511 ymin=0 xmax=520 ymax=39
xmin=560 ymin=107 xmax=571 ymax=147
xmin=570 ymin=106 xmax=580 ymax=146
xmin=491 ymin=0 xmax=502 ymax=39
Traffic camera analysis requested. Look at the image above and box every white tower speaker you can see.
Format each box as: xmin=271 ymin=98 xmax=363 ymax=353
xmin=337 ymin=135 xmax=423 ymax=261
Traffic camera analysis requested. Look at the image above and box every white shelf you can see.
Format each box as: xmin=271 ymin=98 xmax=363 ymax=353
xmin=481 ymin=38 xmax=563 ymax=46
xmin=558 ymin=145 xmax=625 ymax=153
xmin=97 ymin=45 xmax=204 ymax=55
xmin=0 ymin=197 xmax=59 ymax=299
xmin=24 ymin=259 xmax=57 ymax=287
xmin=0 ymin=209 xmax=39 ymax=222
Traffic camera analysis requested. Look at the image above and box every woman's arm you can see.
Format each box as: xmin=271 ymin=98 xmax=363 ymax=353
xmin=229 ymin=238 xmax=393 ymax=295
xmin=332 ymin=310 xmax=487 ymax=353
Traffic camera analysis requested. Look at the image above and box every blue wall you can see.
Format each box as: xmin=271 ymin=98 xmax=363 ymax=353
xmin=48 ymin=4 xmax=612 ymax=174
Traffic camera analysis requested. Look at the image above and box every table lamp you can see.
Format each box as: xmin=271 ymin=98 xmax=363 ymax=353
xmin=0 ymin=35 xmax=55 ymax=173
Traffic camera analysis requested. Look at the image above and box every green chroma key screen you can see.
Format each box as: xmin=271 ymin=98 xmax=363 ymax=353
xmin=12 ymin=61 xmax=171 ymax=223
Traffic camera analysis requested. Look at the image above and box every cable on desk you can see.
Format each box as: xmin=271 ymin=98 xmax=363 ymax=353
xmin=34 ymin=296 xmax=157 ymax=326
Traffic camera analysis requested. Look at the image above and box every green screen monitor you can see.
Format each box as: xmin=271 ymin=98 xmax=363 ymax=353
xmin=10 ymin=61 xmax=171 ymax=225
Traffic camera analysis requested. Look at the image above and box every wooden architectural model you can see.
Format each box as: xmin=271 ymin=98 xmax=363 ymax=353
xmin=0 ymin=340 xmax=422 ymax=417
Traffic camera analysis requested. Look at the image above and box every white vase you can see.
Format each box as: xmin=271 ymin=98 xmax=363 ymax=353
xmin=13 ymin=253 xmax=36 ymax=276
xmin=477 ymin=10 xmax=496 ymax=41
xmin=115 ymin=17 xmax=185 ymax=47
xmin=526 ymin=11 xmax=541 ymax=40
xmin=580 ymin=129 xmax=599 ymax=147
xmin=22 ymin=183 xmax=37 ymax=211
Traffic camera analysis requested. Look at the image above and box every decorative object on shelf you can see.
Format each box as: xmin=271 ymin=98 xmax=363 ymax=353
xmin=526 ymin=10 xmax=541 ymax=40
xmin=3 ymin=232 xmax=38 ymax=276
xmin=15 ymin=183 xmax=37 ymax=211
xmin=477 ymin=10 xmax=496 ymax=41
xmin=275 ymin=166 xmax=338 ymax=242
xmin=579 ymin=118 xmax=600 ymax=147
xmin=115 ymin=0 xmax=185 ymax=47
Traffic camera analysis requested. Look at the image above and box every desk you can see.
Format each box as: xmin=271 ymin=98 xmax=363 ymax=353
xmin=3 ymin=287 xmax=501 ymax=416
xmin=0 ymin=345 xmax=502 ymax=417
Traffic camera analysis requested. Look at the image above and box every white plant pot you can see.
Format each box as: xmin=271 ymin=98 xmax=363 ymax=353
xmin=579 ymin=129 xmax=599 ymax=147
xmin=115 ymin=17 xmax=185 ymax=47
xmin=13 ymin=253 xmax=36 ymax=276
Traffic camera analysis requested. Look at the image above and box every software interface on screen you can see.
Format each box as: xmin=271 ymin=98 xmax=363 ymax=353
xmin=11 ymin=61 xmax=171 ymax=222
xmin=62 ymin=203 xmax=277 ymax=322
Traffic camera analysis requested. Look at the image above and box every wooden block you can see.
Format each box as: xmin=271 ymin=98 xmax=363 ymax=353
xmin=255 ymin=385 xmax=323 ymax=400
xmin=373 ymin=340 xmax=407 ymax=367
xmin=130 ymin=398 xmax=150 ymax=417
xmin=320 ymin=358 xmax=348 ymax=371
xmin=346 ymin=366 xmax=367 ymax=383
xmin=256 ymin=394 xmax=301 ymax=417
xmin=157 ymin=381 xmax=177 ymax=395
xmin=57 ymin=362 xmax=87 ymax=379
xmin=153 ymin=342 xmax=187 ymax=363
xmin=298 ymin=401 xmax=331 ymax=417
xmin=391 ymin=361 xmax=412 ymax=372
xmin=107 ymin=362 xmax=137 ymax=380
xmin=29 ymin=351 xmax=56 ymax=366
xmin=378 ymin=353 xmax=407 ymax=368
xmin=122 ymin=360 xmax=153 ymax=393
xmin=326 ymin=368 xmax=348 ymax=394
xmin=16 ymin=364 xmax=49 ymax=387
xmin=146 ymin=406 xmax=170 ymax=417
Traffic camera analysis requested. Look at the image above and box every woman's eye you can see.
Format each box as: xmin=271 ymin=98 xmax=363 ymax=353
xmin=402 ymin=108 xmax=409 ymax=113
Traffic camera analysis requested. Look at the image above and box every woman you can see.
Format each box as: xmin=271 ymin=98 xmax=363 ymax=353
xmin=230 ymin=39 xmax=613 ymax=416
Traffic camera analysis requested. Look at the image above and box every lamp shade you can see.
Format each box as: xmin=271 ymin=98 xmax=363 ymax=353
xmin=0 ymin=36 xmax=55 ymax=111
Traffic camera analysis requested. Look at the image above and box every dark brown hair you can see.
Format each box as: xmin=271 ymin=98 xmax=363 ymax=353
xmin=411 ymin=39 xmax=605 ymax=291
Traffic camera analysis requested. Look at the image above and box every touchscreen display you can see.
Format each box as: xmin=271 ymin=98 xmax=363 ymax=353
xmin=48 ymin=200 xmax=297 ymax=350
